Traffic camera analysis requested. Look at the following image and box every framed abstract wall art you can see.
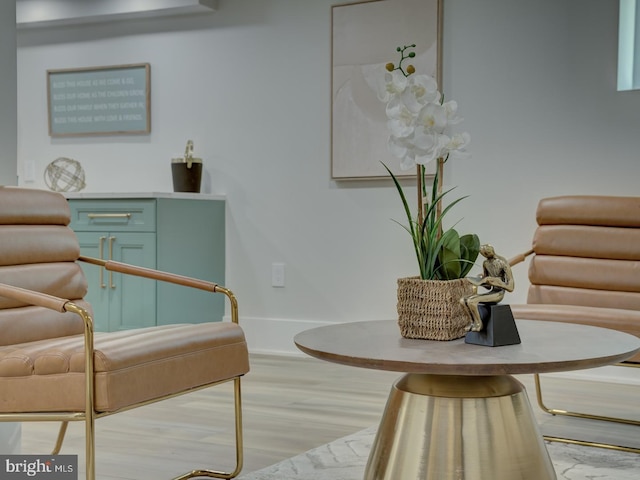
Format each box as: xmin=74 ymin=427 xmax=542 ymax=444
xmin=331 ymin=0 xmax=441 ymax=180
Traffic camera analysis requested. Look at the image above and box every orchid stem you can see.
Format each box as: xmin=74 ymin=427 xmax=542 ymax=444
xmin=436 ymin=157 xmax=445 ymax=238
xmin=417 ymin=164 xmax=424 ymax=227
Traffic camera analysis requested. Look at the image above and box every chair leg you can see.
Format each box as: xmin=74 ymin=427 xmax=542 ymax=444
xmin=534 ymin=373 xmax=640 ymax=454
xmin=85 ymin=409 xmax=96 ymax=480
xmin=173 ymin=376 xmax=244 ymax=480
xmin=51 ymin=421 xmax=69 ymax=454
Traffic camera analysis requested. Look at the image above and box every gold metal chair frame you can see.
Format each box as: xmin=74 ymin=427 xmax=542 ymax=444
xmin=0 ymin=256 xmax=245 ymax=480
xmin=510 ymin=249 xmax=639 ymax=454
xmin=534 ymin=363 xmax=640 ymax=454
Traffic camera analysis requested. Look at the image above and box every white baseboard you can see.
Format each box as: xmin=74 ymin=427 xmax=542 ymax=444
xmin=235 ymin=316 xmax=330 ymax=357
xmin=233 ymin=316 xmax=640 ymax=386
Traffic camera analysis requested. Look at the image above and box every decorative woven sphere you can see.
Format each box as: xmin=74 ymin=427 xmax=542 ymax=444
xmin=44 ymin=157 xmax=86 ymax=192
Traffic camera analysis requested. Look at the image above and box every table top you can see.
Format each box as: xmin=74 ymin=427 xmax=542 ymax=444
xmin=294 ymin=320 xmax=640 ymax=376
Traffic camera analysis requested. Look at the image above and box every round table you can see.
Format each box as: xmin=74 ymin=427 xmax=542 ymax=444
xmin=294 ymin=319 xmax=640 ymax=480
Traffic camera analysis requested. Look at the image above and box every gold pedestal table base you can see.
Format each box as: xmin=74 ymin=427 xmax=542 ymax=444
xmin=365 ymin=374 xmax=555 ymax=480
xmin=294 ymin=320 xmax=640 ymax=480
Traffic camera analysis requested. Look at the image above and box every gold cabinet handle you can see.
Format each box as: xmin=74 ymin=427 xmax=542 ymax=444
xmin=99 ymin=236 xmax=107 ymax=288
xmin=109 ymin=236 xmax=116 ymax=289
xmin=87 ymin=213 xmax=132 ymax=219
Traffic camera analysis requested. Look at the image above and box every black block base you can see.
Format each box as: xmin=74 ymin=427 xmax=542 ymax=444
xmin=465 ymin=304 xmax=521 ymax=347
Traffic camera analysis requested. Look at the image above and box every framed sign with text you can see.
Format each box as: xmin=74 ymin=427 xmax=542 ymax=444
xmin=47 ymin=63 xmax=151 ymax=137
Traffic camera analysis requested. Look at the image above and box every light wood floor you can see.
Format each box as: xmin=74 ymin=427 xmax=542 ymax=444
xmin=20 ymin=354 xmax=640 ymax=480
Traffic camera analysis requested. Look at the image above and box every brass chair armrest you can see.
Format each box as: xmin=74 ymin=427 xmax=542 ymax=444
xmin=0 ymin=282 xmax=94 ymax=333
xmin=78 ymin=256 xmax=239 ymax=324
xmin=0 ymin=282 xmax=70 ymax=313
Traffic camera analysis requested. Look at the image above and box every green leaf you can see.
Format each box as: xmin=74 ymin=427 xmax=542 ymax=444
xmin=459 ymin=233 xmax=481 ymax=277
xmin=382 ymin=162 xmax=424 ymax=277
xmin=436 ymin=228 xmax=461 ymax=280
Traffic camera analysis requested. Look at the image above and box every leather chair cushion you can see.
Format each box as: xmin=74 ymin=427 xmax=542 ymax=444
xmin=0 ymin=303 xmax=88 ymax=347
xmin=0 ymin=322 xmax=249 ymax=413
xmin=536 ymin=195 xmax=640 ymax=228
xmin=0 ymin=263 xmax=87 ymax=310
xmin=0 ymin=225 xmax=80 ymax=267
xmin=0 ymin=187 xmax=71 ymax=226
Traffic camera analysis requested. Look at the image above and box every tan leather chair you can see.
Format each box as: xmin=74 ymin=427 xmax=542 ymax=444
xmin=509 ymin=195 xmax=640 ymax=452
xmin=0 ymin=186 xmax=250 ymax=479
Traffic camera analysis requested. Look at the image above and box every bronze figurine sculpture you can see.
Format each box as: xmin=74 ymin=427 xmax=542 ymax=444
xmin=461 ymin=244 xmax=515 ymax=332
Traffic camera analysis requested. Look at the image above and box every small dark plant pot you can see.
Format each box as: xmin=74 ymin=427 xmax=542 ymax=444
xmin=171 ymin=159 xmax=202 ymax=193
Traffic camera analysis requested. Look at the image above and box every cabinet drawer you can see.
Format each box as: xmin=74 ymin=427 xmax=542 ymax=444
xmin=68 ymin=199 xmax=156 ymax=232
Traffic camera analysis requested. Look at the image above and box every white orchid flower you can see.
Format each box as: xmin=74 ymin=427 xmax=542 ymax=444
xmin=401 ymin=74 xmax=440 ymax=113
xmin=388 ymin=135 xmax=417 ymax=170
xmin=416 ymin=103 xmax=448 ymax=135
xmin=386 ymin=97 xmax=418 ymax=138
xmin=380 ymin=50 xmax=470 ymax=170
xmin=379 ymin=69 xmax=408 ymax=102
xmin=412 ymin=131 xmax=450 ymax=166
xmin=446 ymin=132 xmax=471 ymax=159
xmin=442 ymin=100 xmax=463 ymax=125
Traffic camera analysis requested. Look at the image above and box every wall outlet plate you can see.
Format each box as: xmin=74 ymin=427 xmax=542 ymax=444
xmin=271 ymin=263 xmax=285 ymax=287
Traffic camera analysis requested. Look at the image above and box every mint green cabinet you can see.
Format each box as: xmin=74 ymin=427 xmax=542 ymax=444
xmin=68 ymin=195 xmax=225 ymax=332
xmin=76 ymin=231 xmax=156 ymax=331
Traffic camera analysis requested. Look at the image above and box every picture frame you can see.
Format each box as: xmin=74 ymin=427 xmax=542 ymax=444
xmin=47 ymin=63 xmax=151 ymax=137
xmin=331 ymin=0 xmax=442 ymax=180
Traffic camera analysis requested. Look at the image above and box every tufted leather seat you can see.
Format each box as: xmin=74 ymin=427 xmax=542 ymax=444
xmin=0 ymin=186 xmax=249 ymax=480
xmin=0 ymin=323 xmax=248 ymax=413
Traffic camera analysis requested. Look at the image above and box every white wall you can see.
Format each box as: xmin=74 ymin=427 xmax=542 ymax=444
xmin=16 ymin=0 xmax=640 ymax=356
xmin=0 ymin=0 xmax=21 ymax=453
xmin=1 ymin=0 xmax=17 ymax=184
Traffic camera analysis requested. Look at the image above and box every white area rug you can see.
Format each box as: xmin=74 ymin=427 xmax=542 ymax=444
xmin=238 ymin=426 xmax=640 ymax=480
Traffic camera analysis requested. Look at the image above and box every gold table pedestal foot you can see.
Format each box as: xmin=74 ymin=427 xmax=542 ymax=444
xmin=365 ymin=374 xmax=556 ymax=480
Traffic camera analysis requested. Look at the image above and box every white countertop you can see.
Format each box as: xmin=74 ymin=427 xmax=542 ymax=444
xmin=64 ymin=191 xmax=226 ymax=201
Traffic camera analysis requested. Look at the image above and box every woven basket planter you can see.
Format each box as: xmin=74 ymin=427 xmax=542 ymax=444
xmin=397 ymin=277 xmax=473 ymax=341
